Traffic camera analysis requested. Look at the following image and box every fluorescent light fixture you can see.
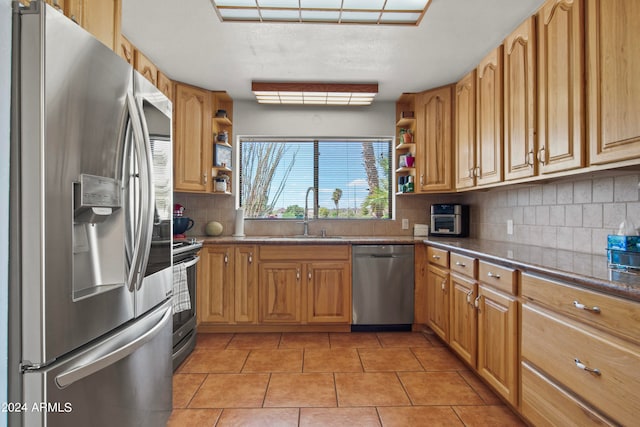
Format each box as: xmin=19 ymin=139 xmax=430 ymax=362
xmin=210 ymin=0 xmax=430 ymax=25
xmin=252 ymin=82 xmax=378 ymax=105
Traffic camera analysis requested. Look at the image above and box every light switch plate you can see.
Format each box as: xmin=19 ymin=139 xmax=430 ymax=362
xmin=507 ymin=219 xmax=513 ymax=235
xmin=402 ymin=219 xmax=409 ymax=230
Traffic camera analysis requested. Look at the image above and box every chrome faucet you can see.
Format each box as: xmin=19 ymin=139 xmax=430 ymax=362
xmin=303 ymin=186 xmax=315 ymax=236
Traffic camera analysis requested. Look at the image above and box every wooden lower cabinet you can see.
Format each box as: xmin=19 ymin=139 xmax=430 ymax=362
xmin=521 ymin=361 xmax=614 ymax=427
xmin=198 ymin=244 xmax=257 ymax=325
xmin=449 ymin=272 xmax=477 ymax=366
xmin=426 ymin=264 xmax=450 ymax=342
xmin=233 ymin=246 xmax=258 ymax=324
xmin=259 ymin=262 xmax=303 ymax=323
xmin=307 ymin=261 xmax=351 ymax=324
xmin=198 ymin=245 xmax=233 ymax=324
xmin=200 ymin=244 xmax=351 ymax=328
xmin=477 ymin=284 xmax=519 ymax=407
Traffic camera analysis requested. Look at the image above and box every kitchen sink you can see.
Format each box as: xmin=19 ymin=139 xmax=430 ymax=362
xmin=263 ymin=235 xmax=343 ymax=239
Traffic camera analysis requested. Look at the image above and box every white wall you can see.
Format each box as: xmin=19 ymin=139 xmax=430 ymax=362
xmin=1 ymin=0 xmax=11 ymax=425
xmin=234 ymin=100 xmax=395 ymax=138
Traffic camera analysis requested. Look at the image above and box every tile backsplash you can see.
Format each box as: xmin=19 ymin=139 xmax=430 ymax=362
xmin=175 ymin=169 xmax=639 ymax=256
xmin=173 ymin=192 xmax=452 ymax=239
xmin=464 ymin=170 xmax=640 ymax=255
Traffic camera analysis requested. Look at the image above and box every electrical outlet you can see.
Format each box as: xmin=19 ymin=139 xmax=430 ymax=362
xmin=507 ymin=219 xmax=514 ymax=235
xmin=402 ymin=218 xmax=409 ymax=230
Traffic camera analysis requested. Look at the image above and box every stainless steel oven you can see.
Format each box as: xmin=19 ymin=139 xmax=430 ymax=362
xmin=172 ymin=240 xmax=202 ymax=370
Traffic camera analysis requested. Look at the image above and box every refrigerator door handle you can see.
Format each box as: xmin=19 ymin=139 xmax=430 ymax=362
xmin=54 ymin=306 xmax=172 ymax=389
xmin=125 ymin=92 xmax=151 ymax=292
xmin=133 ymin=93 xmax=156 ymax=291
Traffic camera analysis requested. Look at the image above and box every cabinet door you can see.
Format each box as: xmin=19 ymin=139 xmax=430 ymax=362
xmin=426 ymin=264 xmax=450 ymax=342
xmin=455 ymin=70 xmax=477 ymax=190
xmin=134 ymin=49 xmax=158 ymax=86
xmin=198 ymin=246 xmax=233 ymax=324
xmin=118 ymin=35 xmax=134 ymax=66
xmin=234 ymin=246 xmax=258 ymax=324
xmin=82 ymin=0 xmax=121 ymax=51
xmin=476 ymin=46 xmax=504 ymax=185
xmin=307 ymin=262 xmax=351 ymax=324
xmin=413 ymin=244 xmax=429 ymax=325
xmin=587 ymin=0 xmax=640 ymax=165
xmin=157 ymin=71 xmax=173 ymax=102
xmin=504 ymin=17 xmax=537 ymax=181
xmin=173 ymin=83 xmax=212 ymax=192
xmin=64 ymin=0 xmax=83 ymax=25
xmin=477 ymin=284 xmax=518 ymax=406
xmin=415 ymin=86 xmax=453 ymax=192
xmin=538 ymin=0 xmax=585 ymax=174
xmin=259 ymin=262 xmax=303 ymax=323
xmin=449 ymin=273 xmax=477 ymax=367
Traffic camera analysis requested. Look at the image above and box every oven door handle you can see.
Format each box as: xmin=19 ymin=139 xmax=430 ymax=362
xmin=180 ymin=256 xmax=200 ymax=269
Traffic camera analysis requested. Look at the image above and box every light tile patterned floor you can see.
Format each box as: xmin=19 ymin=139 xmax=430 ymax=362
xmin=169 ymin=331 xmax=525 ymax=426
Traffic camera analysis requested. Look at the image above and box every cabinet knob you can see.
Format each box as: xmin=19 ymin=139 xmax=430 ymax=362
xmin=440 ymin=280 xmax=447 ymax=291
xmin=455 ymin=261 xmax=466 ymax=268
xmin=487 ymin=272 xmax=501 ymax=279
xmin=537 ymin=146 xmax=546 ymax=165
xmin=573 ymin=300 xmax=601 ymax=314
xmin=466 ymin=290 xmax=474 ymax=304
xmin=474 ymin=295 xmax=481 ymax=310
xmin=224 ymin=254 xmax=228 ymax=264
xmin=308 ymin=271 xmax=312 ymax=281
xmin=248 ymin=253 xmax=253 ymax=264
xmin=574 ymin=358 xmax=601 ymax=376
xmin=296 ymin=269 xmax=300 ymax=280
xmin=432 ymin=254 xmax=441 ymax=260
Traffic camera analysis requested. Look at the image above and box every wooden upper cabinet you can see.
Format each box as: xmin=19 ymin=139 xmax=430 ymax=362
xmin=118 ymin=35 xmax=134 ymax=65
xmin=174 ymin=83 xmax=212 ymax=192
xmin=455 ymin=70 xmax=477 ymax=190
xmin=157 ymin=71 xmax=173 ymax=102
xmin=587 ymin=0 xmax=640 ymax=165
xmin=476 ymin=46 xmax=504 ymax=186
xmin=82 ymin=0 xmax=121 ymax=51
xmin=504 ymin=17 xmax=537 ymax=181
xmin=415 ymin=85 xmax=454 ymax=192
xmin=64 ymin=0 xmax=82 ymax=25
xmin=538 ymin=0 xmax=585 ymax=174
xmin=134 ymin=50 xmax=158 ymax=86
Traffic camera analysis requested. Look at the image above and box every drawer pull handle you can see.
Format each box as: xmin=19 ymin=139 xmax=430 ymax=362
xmin=441 ymin=280 xmax=447 ymax=292
xmin=487 ymin=272 xmax=501 ymax=279
xmin=574 ymin=358 xmax=601 ymax=376
xmin=455 ymin=261 xmax=466 ymax=267
xmin=573 ymin=301 xmax=601 ymax=314
xmin=432 ymin=255 xmax=441 ymax=260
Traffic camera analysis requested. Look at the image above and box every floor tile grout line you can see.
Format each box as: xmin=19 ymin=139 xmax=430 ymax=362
xmin=394 ymin=371 xmax=416 ymax=407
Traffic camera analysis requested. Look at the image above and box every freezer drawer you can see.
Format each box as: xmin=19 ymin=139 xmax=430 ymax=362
xmin=22 ymin=301 xmax=173 ymax=427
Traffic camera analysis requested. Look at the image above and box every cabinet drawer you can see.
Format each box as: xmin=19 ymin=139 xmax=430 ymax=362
xmin=522 ymin=303 xmax=640 ymax=426
xmin=521 ymin=273 xmax=640 ymax=344
xmin=450 ymin=252 xmax=477 ymax=278
xmin=478 ymin=261 xmax=517 ymax=295
xmin=427 ymin=246 xmax=449 ymax=268
xmin=521 ymin=361 xmax=614 ymax=427
xmin=259 ymin=245 xmax=349 ymax=261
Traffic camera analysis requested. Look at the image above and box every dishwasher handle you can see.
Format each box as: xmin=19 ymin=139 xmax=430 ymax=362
xmin=366 ymin=254 xmax=408 ymax=259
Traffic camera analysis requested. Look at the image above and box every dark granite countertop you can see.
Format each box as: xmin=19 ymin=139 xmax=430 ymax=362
xmin=423 ymin=238 xmax=640 ymax=302
xmin=195 ymin=235 xmax=422 ymax=245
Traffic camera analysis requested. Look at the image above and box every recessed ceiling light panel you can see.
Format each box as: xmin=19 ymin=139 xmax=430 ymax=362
xmin=210 ymin=0 xmax=430 ymax=25
xmin=251 ymin=82 xmax=379 ymax=106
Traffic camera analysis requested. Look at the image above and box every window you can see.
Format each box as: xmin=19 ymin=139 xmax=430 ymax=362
xmin=239 ymin=138 xmax=393 ymax=219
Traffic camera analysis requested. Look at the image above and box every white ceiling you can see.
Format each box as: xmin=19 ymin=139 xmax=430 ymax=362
xmin=121 ymin=0 xmax=545 ymax=102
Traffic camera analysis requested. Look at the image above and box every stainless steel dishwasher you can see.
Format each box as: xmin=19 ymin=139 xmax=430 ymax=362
xmin=352 ymin=245 xmax=414 ymax=331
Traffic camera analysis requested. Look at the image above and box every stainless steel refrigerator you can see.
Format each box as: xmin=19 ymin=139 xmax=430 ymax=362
xmin=9 ymin=2 xmax=174 ymax=426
